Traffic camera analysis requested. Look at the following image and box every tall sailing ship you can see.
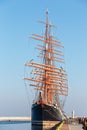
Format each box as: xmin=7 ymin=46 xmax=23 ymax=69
xmin=24 ymin=11 xmax=68 ymax=124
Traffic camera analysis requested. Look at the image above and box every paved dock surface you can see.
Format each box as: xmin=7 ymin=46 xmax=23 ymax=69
xmin=60 ymin=124 xmax=83 ymax=130
xmin=60 ymin=123 xmax=69 ymax=130
xmin=68 ymin=124 xmax=83 ymax=130
xmin=32 ymin=123 xmax=83 ymax=130
xmin=55 ymin=123 xmax=83 ymax=130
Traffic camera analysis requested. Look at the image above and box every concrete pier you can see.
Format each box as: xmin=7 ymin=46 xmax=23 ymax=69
xmin=68 ymin=124 xmax=83 ymax=130
xmin=0 ymin=116 xmax=31 ymax=122
xmin=55 ymin=123 xmax=83 ymax=130
xmin=51 ymin=121 xmax=83 ymax=130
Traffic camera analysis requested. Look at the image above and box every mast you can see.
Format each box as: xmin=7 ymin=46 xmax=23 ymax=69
xmin=24 ymin=11 xmax=68 ymax=105
xmin=44 ymin=9 xmax=53 ymax=103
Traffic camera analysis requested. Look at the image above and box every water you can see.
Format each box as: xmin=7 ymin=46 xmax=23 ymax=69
xmin=0 ymin=122 xmax=31 ymax=130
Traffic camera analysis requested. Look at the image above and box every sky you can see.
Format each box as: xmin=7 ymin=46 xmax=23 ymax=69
xmin=0 ymin=0 xmax=87 ymax=117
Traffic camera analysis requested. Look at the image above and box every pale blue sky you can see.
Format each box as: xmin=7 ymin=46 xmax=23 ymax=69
xmin=0 ymin=0 xmax=87 ymax=117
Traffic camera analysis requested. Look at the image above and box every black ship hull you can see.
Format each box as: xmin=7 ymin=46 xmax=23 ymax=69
xmin=32 ymin=103 xmax=63 ymax=123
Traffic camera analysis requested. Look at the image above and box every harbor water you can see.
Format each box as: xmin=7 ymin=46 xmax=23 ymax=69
xmin=0 ymin=122 xmax=31 ymax=130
